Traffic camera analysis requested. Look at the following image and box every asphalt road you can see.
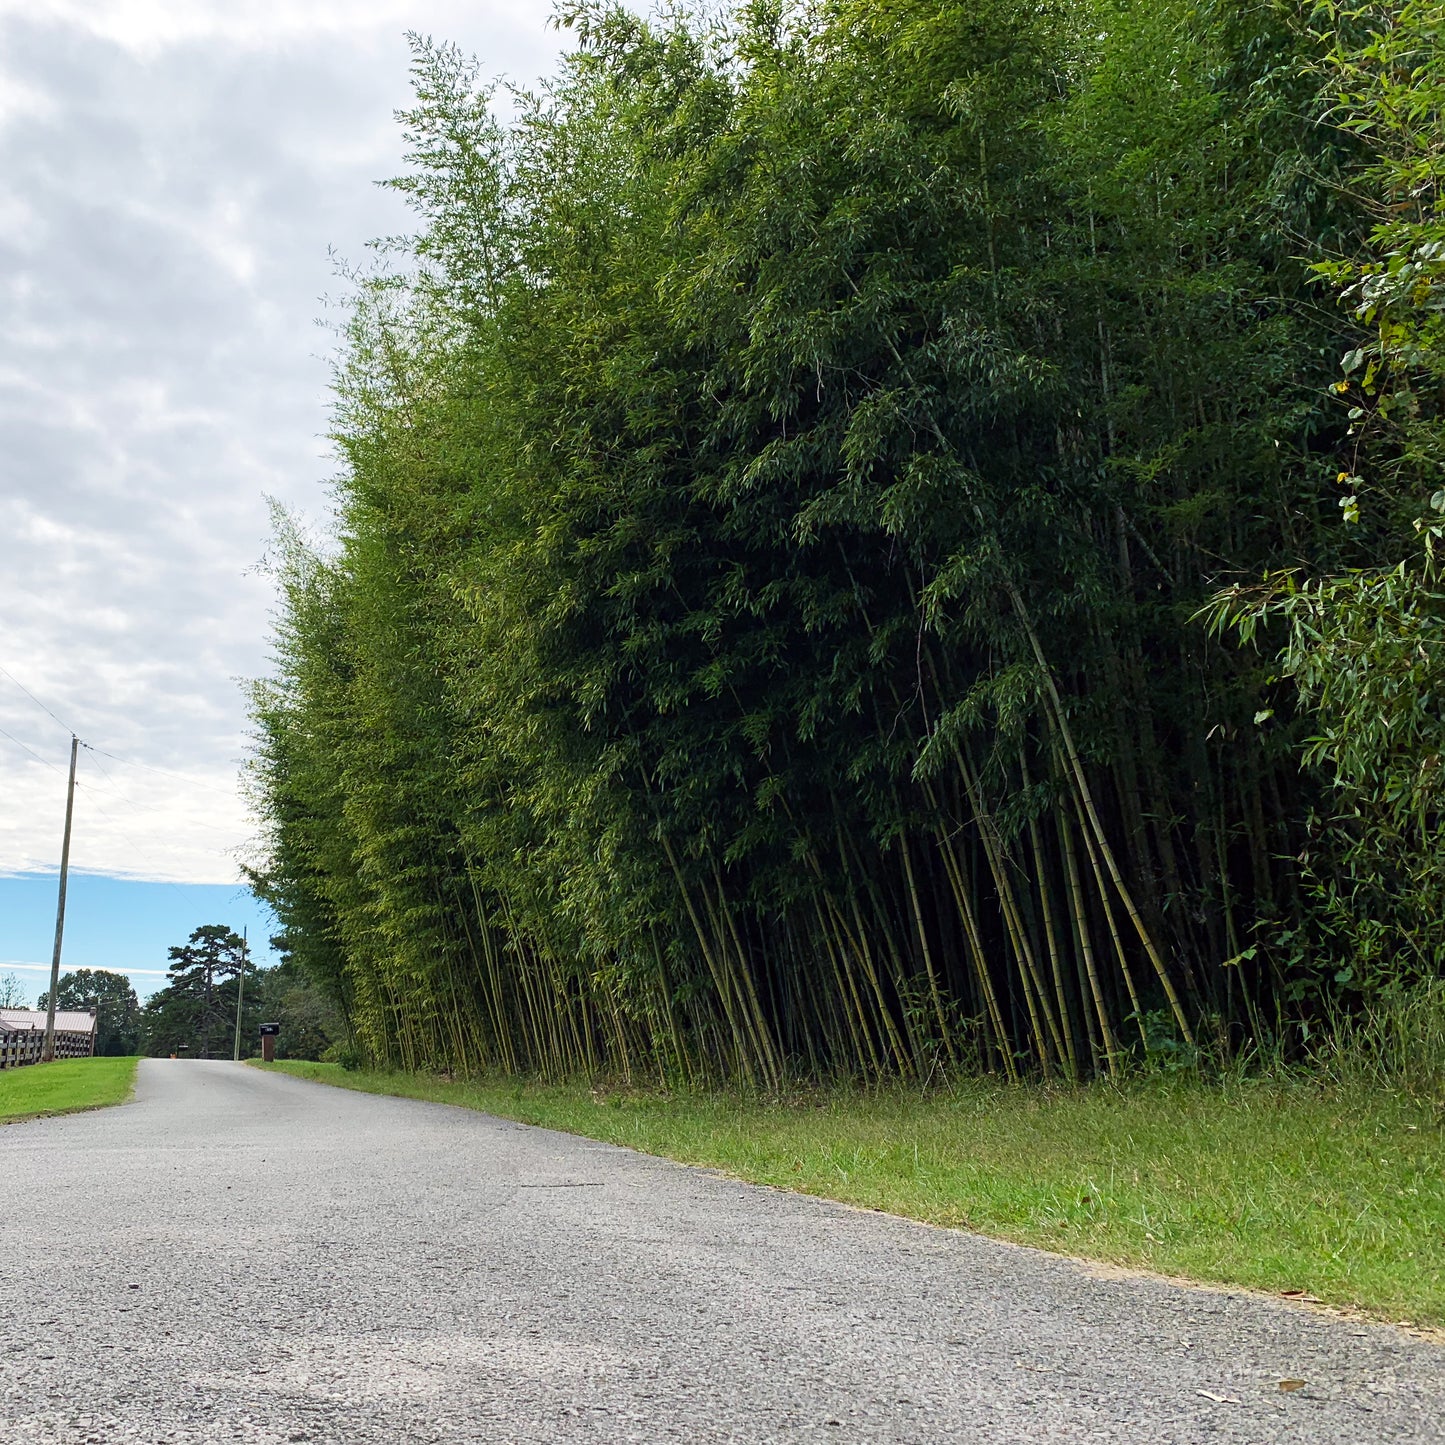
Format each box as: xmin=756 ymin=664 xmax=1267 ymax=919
xmin=1 ymin=1062 xmax=1441 ymax=1443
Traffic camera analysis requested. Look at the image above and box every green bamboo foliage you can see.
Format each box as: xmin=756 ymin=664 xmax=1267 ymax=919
xmin=248 ymin=0 xmax=1412 ymax=1084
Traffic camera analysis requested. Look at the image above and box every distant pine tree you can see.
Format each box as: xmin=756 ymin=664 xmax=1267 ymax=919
xmin=142 ymin=926 xmax=250 ymax=1059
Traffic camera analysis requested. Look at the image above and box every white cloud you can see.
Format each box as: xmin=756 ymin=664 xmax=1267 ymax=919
xmin=0 ymin=0 xmax=563 ymax=883
xmin=0 ymin=1 xmax=556 ymax=60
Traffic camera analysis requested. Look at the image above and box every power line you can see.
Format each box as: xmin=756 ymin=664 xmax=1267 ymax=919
xmin=0 ymin=723 xmax=66 ymax=773
xmin=0 ymin=661 xmax=238 ymax=798
xmin=67 ymin=783 xmax=209 ymax=882
xmin=82 ymin=742 xmax=238 ymax=799
xmin=0 ymin=960 xmax=171 ymax=977
xmin=64 ymin=790 xmax=261 ymax=917
xmin=73 ymin=779 xmax=239 ymax=840
xmin=0 ymin=664 xmax=77 ymax=736
xmin=0 ymin=663 xmax=249 ymax=888
xmin=0 ymin=724 xmax=238 ymax=842
xmin=0 ymin=743 xmax=242 ymax=870
xmin=77 ymin=755 xmax=239 ymax=834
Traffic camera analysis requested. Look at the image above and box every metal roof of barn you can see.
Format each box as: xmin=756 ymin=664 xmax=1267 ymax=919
xmin=0 ymin=1008 xmax=97 ymax=1034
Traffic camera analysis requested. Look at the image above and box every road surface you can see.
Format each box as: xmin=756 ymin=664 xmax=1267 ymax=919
xmin=1 ymin=1060 xmax=1441 ymax=1442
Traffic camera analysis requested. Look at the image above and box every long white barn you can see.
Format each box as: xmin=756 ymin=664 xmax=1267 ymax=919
xmin=0 ymin=1008 xmax=98 ymax=1068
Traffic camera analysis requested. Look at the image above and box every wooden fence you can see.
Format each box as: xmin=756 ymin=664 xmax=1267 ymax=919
xmin=0 ymin=1011 xmax=97 ymax=1068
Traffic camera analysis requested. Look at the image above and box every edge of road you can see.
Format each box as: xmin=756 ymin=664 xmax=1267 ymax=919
xmin=246 ymin=1057 xmax=1445 ymax=1350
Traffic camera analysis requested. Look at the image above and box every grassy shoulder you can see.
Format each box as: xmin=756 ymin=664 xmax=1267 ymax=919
xmin=0 ymin=1056 xmax=139 ymax=1124
xmin=261 ymin=1059 xmax=1444 ymax=1326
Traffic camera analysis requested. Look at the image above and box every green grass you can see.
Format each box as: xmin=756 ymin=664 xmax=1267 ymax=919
xmin=0 ymin=1056 xmax=140 ymax=1124
xmin=261 ymin=1060 xmax=1445 ymax=1327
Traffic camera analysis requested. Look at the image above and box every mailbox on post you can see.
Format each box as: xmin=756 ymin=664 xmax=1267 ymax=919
xmin=259 ymin=1022 xmax=280 ymax=1063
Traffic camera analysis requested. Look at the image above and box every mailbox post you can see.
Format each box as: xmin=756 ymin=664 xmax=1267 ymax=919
xmin=259 ymin=1022 xmax=280 ymax=1063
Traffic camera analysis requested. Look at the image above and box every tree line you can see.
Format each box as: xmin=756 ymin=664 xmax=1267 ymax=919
xmin=248 ymin=0 xmax=1443 ymax=1085
xmin=32 ymin=927 xmax=341 ymax=1060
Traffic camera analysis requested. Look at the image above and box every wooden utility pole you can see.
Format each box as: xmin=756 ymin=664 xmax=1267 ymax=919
xmin=42 ymin=735 xmax=79 ymax=1063
xmin=232 ymin=927 xmax=247 ymax=1061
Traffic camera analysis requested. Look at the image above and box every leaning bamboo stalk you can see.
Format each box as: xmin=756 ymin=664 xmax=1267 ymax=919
xmin=511 ymin=937 xmax=551 ymax=1073
xmin=826 ymin=889 xmax=909 ymax=1074
xmin=855 ymin=301 xmax=1188 ymax=1047
xmin=711 ymin=860 xmax=782 ymax=1090
xmin=501 ymin=897 xmax=560 ymax=1075
xmin=534 ymin=919 xmax=589 ymax=1075
xmin=797 ymin=842 xmax=888 ymax=1075
xmin=814 ymin=892 xmax=884 ymax=1076
xmin=780 ymin=910 xmax=829 ymax=1078
xmin=865 ymin=868 xmax=935 ymax=1069
xmin=928 ymin=825 xmax=1015 ymax=1081
xmin=830 ymin=820 xmax=914 ymax=1074
xmin=1058 ymin=802 xmax=1121 ymax=1078
xmin=953 ymin=814 xmax=1046 ymax=1075
xmin=950 ymin=753 xmax=1066 ymax=1073
xmin=813 ymin=906 xmax=870 ymax=1074
xmin=914 ymin=647 xmax=1057 ymax=1067
xmin=992 ymin=871 xmax=1055 ymax=1076
xmin=1073 ymin=789 xmax=1149 ymax=1053
xmin=465 ymin=866 xmax=517 ymax=1074
xmin=898 ymin=831 xmax=961 ymax=1067
xmin=479 ymin=917 xmax=518 ymax=1075
xmin=1020 ymin=754 xmax=1080 ymax=1083
xmin=845 ymin=886 xmax=915 ymax=1075
xmin=650 ymin=927 xmax=693 ymax=1085
xmin=659 ymin=831 xmax=759 ymax=1088
xmin=821 ymin=840 xmax=911 ymax=1073
xmin=1014 ymin=586 xmax=1194 ymax=1045
xmin=606 ymin=987 xmax=634 ymax=1081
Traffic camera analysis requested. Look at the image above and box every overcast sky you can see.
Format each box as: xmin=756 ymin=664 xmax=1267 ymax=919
xmin=0 ymin=0 xmax=562 ymax=886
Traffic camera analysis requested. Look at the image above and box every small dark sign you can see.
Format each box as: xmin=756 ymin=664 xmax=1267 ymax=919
xmin=258 ymin=1022 xmax=281 ymax=1036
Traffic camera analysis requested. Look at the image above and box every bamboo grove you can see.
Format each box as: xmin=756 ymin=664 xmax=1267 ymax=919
xmin=248 ymin=0 xmax=1445 ymax=1084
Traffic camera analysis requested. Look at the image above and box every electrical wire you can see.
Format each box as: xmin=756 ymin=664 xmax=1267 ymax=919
xmin=82 ymin=742 xmax=238 ymax=798
xmin=77 ymin=754 xmax=239 ymax=835
xmin=63 ymin=783 xmax=231 ymax=896
xmin=0 ymin=663 xmax=250 ymax=879
xmin=0 ymin=663 xmax=77 ymax=735
xmin=0 ymin=679 xmax=273 ymax=985
xmin=0 ymin=660 xmax=238 ymax=797
xmin=0 ymin=723 xmax=66 ymax=773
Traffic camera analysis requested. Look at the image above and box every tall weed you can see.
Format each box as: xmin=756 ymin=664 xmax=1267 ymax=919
xmin=1315 ymin=982 xmax=1445 ymax=1105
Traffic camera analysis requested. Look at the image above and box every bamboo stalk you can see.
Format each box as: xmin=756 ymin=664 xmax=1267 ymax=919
xmin=952 ymin=749 xmax=1066 ymax=1074
xmin=928 ymin=826 xmax=1015 ymax=1081
xmin=1058 ymin=802 xmax=1121 ymax=1078
xmin=898 ymin=831 xmax=961 ymax=1063
xmin=1016 ymin=590 xmax=1194 ymax=1045
xmin=659 ymin=831 xmax=759 ymax=1089
xmin=711 ymin=859 xmax=782 ymax=1091
xmin=1073 ymin=787 xmax=1149 ymax=1053
xmin=815 ymin=892 xmax=883 ymax=1076
xmin=1020 ymin=754 xmax=1080 ymax=1083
